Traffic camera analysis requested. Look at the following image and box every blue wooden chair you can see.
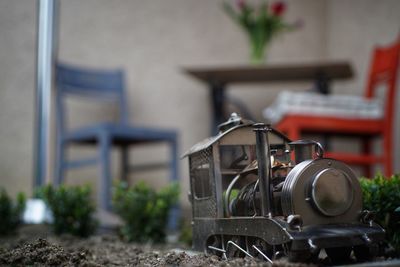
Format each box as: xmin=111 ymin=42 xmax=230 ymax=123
xmin=54 ymin=63 xmax=179 ymax=226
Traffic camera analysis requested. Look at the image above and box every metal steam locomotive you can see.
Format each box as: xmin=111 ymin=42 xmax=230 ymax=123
xmin=183 ymin=113 xmax=385 ymax=263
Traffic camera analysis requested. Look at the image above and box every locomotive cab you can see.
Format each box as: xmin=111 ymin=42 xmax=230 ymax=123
xmin=183 ymin=113 xmax=385 ymax=263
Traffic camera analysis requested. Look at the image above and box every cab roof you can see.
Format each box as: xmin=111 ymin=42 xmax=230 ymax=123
xmin=182 ymin=123 xmax=290 ymax=158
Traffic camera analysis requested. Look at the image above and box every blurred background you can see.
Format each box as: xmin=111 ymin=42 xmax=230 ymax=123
xmin=0 ymin=0 xmax=399 ymax=215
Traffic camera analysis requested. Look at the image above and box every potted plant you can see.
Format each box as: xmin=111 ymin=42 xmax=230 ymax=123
xmin=223 ymin=0 xmax=300 ymax=63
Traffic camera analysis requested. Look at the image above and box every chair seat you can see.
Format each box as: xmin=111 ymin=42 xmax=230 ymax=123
xmin=64 ymin=122 xmax=177 ymax=144
xmin=276 ymin=115 xmax=384 ymax=136
xmin=263 ymin=91 xmax=383 ymax=124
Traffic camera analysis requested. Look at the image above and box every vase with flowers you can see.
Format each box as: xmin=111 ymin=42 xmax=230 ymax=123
xmin=223 ymin=0 xmax=299 ymax=64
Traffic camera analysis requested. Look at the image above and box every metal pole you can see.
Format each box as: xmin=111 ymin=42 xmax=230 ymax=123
xmin=254 ymin=123 xmax=272 ymax=217
xmin=264 ymin=125 xmax=275 ymax=215
xmin=34 ymin=0 xmax=58 ymax=188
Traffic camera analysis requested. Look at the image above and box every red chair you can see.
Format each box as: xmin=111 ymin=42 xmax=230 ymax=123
xmin=275 ymin=39 xmax=400 ymax=177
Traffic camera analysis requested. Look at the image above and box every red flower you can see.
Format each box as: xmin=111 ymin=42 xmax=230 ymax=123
xmin=271 ymin=1 xmax=286 ymax=16
xmin=237 ymin=0 xmax=246 ymax=10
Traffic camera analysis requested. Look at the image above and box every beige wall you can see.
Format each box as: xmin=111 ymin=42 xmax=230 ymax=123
xmin=0 ymin=0 xmax=36 ymax=197
xmin=0 ymin=0 xmax=398 ymax=209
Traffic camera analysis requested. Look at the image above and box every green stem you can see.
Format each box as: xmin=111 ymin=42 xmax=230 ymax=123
xmin=249 ymin=33 xmax=269 ymax=64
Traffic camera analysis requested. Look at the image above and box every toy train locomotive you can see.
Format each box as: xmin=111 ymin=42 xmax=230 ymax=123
xmin=183 ymin=113 xmax=385 ymax=263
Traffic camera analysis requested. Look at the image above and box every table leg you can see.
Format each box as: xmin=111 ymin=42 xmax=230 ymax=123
xmin=314 ymin=72 xmax=331 ymax=95
xmin=210 ymin=83 xmax=226 ymax=135
xmin=315 ymin=72 xmax=331 ymax=149
xmin=121 ymin=145 xmax=129 ymax=182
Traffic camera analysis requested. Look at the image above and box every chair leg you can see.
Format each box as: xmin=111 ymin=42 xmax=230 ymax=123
xmin=120 ymin=145 xmax=130 ymax=183
xmin=170 ymin=139 xmax=179 ymax=181
xmin=98 ymin=134 xmax=112 ymax=211
xmin=168 ymin=138 xmax=180 ymax=232
xmin=383 ymin=129 xmax=393 ymax=177
xmin=54 ymin=140 xmax=65 ymax=186
xmin=362 ymin=137 xmax=372 ymax=178
xmin=287 ymin=126 xmax=300 ymax=141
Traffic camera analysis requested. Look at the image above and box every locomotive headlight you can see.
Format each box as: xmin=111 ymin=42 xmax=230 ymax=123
xmin=311 ymin=168 xmax=354 ymax=216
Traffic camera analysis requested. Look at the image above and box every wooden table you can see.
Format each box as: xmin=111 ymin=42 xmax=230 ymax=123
xmin=184 ymin=61 xmax=353 ymax=134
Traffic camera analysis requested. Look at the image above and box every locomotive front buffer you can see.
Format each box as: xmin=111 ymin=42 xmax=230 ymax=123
xmin=183 ymin=113 xmax=385 ymax=263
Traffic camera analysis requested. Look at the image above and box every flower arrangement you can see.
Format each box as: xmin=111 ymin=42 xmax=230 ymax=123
xmin=223 ymin=0 xmax=299 ymax=63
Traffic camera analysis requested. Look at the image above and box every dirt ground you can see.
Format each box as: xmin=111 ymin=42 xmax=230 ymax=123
xmin=0 ymin=237 xmax=314 ymax=267
xmin=1 ymin=224 xmax=398 ymax=267
xmin=3 ymin=225 xmax=398 ymax=267
xmin=0 ymin=225 xmax=317 ymax=267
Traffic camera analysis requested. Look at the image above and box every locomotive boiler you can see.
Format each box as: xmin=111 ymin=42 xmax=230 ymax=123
xmin=183 ymin=113 xmax=385 ymax=263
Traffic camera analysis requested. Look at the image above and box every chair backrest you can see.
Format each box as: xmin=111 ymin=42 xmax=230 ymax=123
xmin=365 ymin=38 xmax=400 ymax=130
xmin=56 ymin=63 xmax=129 ymax=134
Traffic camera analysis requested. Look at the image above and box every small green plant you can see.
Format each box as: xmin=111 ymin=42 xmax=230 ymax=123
xmin=360 ymin=174 xmax=400 ymax=254
xmin=0 ymin=188 xmax=25 ymax=236
xmin=178 ymin=219 xmax=193 ymax=247
xmin=36 ymin=184 xmax=97 ymax=237
xmin=113 ymin=181 xmax=179 ymax=243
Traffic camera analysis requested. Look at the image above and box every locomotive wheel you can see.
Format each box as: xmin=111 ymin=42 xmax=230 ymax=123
xmin=354 ymin=244 xmax=379 ymax=262
xmin=247 ymin=237 xmax=274 ymax=261
xmin=326 ymin=247 xmax=352 ymax=264
xmin=226 ymin=236 xmax=246 ymax=258
xmin=205 ymin=235 xmax=224 ymax=257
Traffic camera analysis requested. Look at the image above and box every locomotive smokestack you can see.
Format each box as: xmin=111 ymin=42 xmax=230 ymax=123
xmin=254 ymin=123 xmax=274 ymax=217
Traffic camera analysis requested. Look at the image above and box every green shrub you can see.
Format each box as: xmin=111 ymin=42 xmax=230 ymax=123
xmin=178 ymin=219 xmax=193 ymax=247
xmin=0 ymin=188 xmax=25 ymax=236
xmin=113 ymin=181 xmax=179 ymax=243
xmin=360 ymin=174 xmax=400 ymax=253
xmin=36 ymin=184 xmax=97 ymax=237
